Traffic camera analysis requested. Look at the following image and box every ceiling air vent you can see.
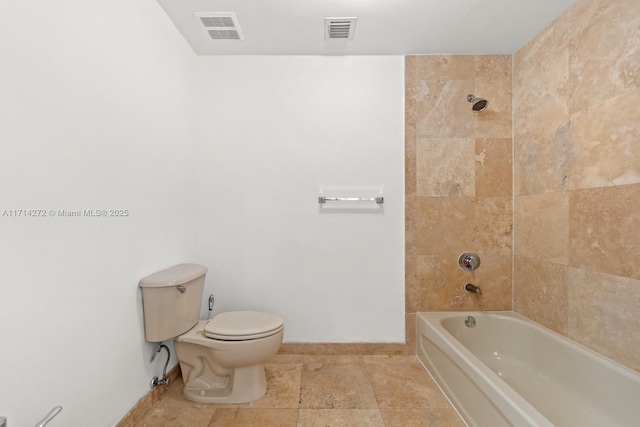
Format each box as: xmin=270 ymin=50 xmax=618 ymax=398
xmin=195 ymin=12 xmax=244 ymax=40
xmin=324 ymin=17 xmax=357 ymax=40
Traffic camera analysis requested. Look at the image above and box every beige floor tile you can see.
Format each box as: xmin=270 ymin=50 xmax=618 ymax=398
xmin=136 ymin=406 xmax=216 ymax=427
xmin=155 ymin=364 xmax=302 ymax=410
xmin=297 ymin=409 xmax=384 ymax=426
xmin=153 ymin=377 xmax=206 ymax=410
xmin=130 ymin=355 xmax=465 ymax=426
xmin=302 ymin=355 xmax=365 ymax=364
xmin=268 ymin=354 xmax=305 ymax=363
xmin=207 ymin=408 xmax=297 ymax=427
xmin=299 ymin=363 xmax=378 ymax=409
xmin=366 ymin=362 xmax=450 ymax=408
xmin=380 ymin=408 xmax=466 ymax=427
xmin=231 ymin=363 xmax=302 ymax=408
xmin=363 ymin=355 xmax=419 ymax=364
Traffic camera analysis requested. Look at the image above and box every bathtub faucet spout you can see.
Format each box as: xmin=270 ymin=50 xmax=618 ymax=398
xmin=464 ymin=282 xmax=482 ymax=296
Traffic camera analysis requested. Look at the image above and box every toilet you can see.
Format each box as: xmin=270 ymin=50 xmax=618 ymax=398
xmin=139 ymin=263 xmax=284 ymax=404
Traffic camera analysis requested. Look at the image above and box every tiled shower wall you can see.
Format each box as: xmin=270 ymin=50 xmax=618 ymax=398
xmin=513 ymin=0 xmax=640 ymax=372
xmin=406 ymin=0 xmax=639 ymax=374
xmin=405 ymin=55 xmax=513 ymax=314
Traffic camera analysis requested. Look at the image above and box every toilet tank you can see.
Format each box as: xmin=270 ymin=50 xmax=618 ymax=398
xmin=139 ymin=263 xmax=208 ymax=342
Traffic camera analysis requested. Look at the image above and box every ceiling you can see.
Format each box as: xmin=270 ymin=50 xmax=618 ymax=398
xmin=157 ymin=0 xmax=577 ymax=56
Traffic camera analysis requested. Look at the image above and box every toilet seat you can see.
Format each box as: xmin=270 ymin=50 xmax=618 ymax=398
xmin=204 ymin=311 xmax=284 ymax=341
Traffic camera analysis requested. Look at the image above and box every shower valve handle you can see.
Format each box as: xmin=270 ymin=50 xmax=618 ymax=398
xmin=458 ymin=252 xmax=481 ymax=272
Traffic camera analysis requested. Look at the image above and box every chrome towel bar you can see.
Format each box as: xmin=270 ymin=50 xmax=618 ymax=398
xmin=318 ymin=196 xmax=384 ymax=204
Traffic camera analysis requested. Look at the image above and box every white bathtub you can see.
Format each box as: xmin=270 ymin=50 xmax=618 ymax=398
xmin=416 ymin=311 xmax=640 ymax=427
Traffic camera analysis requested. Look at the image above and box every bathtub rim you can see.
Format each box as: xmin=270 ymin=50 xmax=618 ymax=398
xmin=418 ymin=310 xmax=640 ymax=378
xmin=417 ymin=311 xmax=552 ymax=426
xmin=416 ymin=310 xmax=640 ymax=427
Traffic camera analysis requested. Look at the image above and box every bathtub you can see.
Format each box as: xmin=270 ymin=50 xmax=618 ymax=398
xmin=416 ymin=311 xmax=640 ymax=427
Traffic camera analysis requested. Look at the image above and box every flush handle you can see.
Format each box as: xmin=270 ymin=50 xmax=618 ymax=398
xmin=176 ymin=285 xmax=186 ymax=293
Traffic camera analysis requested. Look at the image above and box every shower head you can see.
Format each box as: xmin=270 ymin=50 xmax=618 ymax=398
xmin=467 ymin=94 xmax=488 ymax=112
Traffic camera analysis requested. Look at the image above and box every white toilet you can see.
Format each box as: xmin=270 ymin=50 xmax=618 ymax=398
xmin=139 ymin=263 xmax=284 ymax=404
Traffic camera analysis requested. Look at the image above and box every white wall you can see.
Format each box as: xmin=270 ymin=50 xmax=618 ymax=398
xmin=0 ymin=4 xmax=406 ymax=424
xmin=0 ymin=1 xmax=197 ymax=426
xmin=195 ymin=56 xmax=405 ymax=342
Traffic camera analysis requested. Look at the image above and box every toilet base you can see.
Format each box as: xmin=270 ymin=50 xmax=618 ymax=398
xmin=182 ymin=364 xmax=268 ymax=404
xmin=174 ymin=320 xmax=283 ymax=404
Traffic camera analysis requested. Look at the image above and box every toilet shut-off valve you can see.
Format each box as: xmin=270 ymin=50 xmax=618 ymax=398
xmin=150 ymin=342 xmax=171 ymax=389
xmin=208 ymin=294 xmax=215 ymax=319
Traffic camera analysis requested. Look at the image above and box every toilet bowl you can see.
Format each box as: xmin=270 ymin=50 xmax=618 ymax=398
xmin=139 ymin=264 xmax=284 ymax=405
xmin=175 ymin=312 xmax=284 ymax=404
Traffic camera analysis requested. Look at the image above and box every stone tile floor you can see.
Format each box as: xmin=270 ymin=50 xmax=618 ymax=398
xmin=136 ymin=355 xmax=465 ymax=426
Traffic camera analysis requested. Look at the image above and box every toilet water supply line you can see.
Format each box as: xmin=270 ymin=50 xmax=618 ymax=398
xmin=150 ymin=343 xmax=170 ymax=389
xmin=149 ymin=294 xmax=214 ymax=388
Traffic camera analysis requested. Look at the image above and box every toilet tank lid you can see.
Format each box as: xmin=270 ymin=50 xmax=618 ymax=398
xmin=139 ymin=263 xmax=208 ymax=288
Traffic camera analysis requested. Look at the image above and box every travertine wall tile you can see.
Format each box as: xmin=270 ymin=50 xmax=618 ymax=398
xmin=475 ymin=56 xmax=513 ymax=138
xmin=514 ymin=10 xmax=570 ymax=74
xmin=404 ymin=247 xmax=417 ymax=311
xmin=405 ymin=196 xmax=418 ymax=251
xmin=407 ymin=55 xmax=475 ymax=81
xmin=514 ymin=0 xmax=640 ymax=373
xmin=475 ymin=55 xmax=512 ymax=82
xmin=406 ymin=0 xmax=640 ymax=376
xmin=569 ymin=184 xmax=640 ymax=279
xmin=415 ymin=196 xmax=476 ymax=255
xmin=413 ymin=253 xmax=511 ymax=312
xmin=514 ymin=17 xmax=569 ymax=124
xmin=514 ymin=14 xmax=570 ymax=197
xmin=474 ymin=196 xmax=513 ymax=255
xmin=475 ymin=138 xmax=512 ymax=198
xmin=415 ymin=255 xmax=480 ymax=311
xmin=569 ymin=89 xmax=640 ymax=189
xmin=514 ymin=192 xmax=569 ymax=264
xmin=414 ymin=79 xmax=475 ymax=138
xmin=413 ymin=255 xmax=469 ymax=311
xmin=405 ymin=125 xmax=417 ymax=196
xmin=474 ymin=254 xmax=513 ymax=310
xmin=416 ymin=138 xmax=475 ymax=197
xmin=406 ymin=55 xmax=513 ymax=313
xmin=568 ymin=267 xmax=640 ymax=372
xmin=568 ymin=0 xmax=640 ymax=113
xmin=513 ymin=123 xmax=571 ymax=196
xmin=513 ymin=256 xmax=569 ymax=335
